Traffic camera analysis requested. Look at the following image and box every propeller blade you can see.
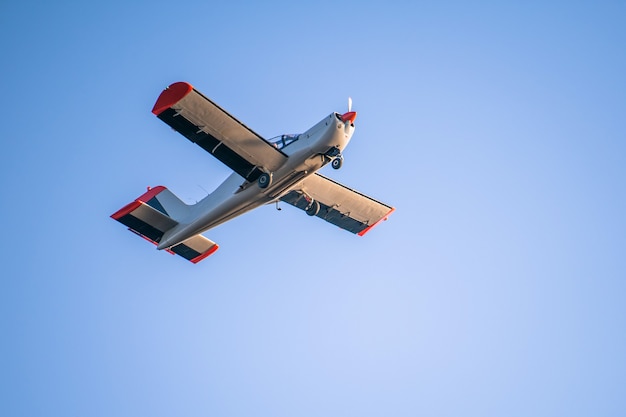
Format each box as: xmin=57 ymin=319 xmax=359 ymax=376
xmin=341 ymin=96 xmax=356 ymax=123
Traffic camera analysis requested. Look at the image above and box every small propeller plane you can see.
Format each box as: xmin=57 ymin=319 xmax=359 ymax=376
xmin=111 ymin=82 xmax=394 ymax=263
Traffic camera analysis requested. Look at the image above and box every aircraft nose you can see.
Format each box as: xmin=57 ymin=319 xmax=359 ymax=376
xmin=341 ymin=111 xmax=357 ymax=123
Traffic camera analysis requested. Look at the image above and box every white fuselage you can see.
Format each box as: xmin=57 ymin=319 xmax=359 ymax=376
xmin=156 ymin=113 xmax=355 ymax=250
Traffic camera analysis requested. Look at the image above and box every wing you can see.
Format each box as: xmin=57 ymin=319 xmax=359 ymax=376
xmin=152 ymin=82 xmax=287 ymax=182
xmin=281 ymin=173 xmax=395 ymax=236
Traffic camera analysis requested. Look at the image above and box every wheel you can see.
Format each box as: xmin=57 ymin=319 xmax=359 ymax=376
xmin=258 ymin=173 xmax=271 ymax=189
xmin=331 ymin=157 xmax=343 ymax=170
xmin=306 ymin=200 xmax=320 ymax=216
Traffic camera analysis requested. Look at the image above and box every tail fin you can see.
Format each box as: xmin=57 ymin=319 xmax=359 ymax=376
xmin=111 ymin=186 xmax=218 ymax=263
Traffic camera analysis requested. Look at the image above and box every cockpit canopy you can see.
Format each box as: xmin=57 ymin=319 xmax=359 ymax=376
xmin=268 ymin=134 xmax=300 ymax=150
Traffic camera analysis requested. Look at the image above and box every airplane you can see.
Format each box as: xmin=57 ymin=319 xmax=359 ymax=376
xmin=111 ymin=82 xmax=395 ymax=263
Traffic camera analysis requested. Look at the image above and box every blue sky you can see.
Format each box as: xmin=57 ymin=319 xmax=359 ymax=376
xmin=2 ymin=1 xmax=625 ymax=416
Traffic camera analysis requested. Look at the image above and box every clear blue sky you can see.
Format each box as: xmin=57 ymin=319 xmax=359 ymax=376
xmin=2 ymin=1 xmax=625 ymax=416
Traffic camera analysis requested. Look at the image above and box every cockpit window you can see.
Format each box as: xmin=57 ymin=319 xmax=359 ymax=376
xmin=268 ymin=134 xmax=300 ymax=149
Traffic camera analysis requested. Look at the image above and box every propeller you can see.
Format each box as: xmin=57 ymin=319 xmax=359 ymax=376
xmin=341 ymin=97 xmax=357 ymax=123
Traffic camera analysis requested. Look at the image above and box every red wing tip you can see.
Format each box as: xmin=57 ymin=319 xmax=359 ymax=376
xmin=151 ymin=82 xmax=194 ymax=115
xmin=111 ymin=201 xmax=142 ymax=220
xmin=190 ymin=244 xmax=219 ymax=264
xmin=357 ymin=207 xmax=395 ymax=237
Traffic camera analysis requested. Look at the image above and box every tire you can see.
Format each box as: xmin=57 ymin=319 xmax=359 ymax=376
xmin=306 ymin=200 xmax=320 ymax=216
xmin=258 ymin=173 xmax=271 ymax=189
xmin=331 ymin=157 xmax=343 ymax=170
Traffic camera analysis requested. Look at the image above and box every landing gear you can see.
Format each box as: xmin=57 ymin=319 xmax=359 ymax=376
xmin=305 ymin=200 xmax=320 ymax=216
xmin=325 ymin=146 xmax=343 ymax=170
xmin=258 ymin=173 xmax=272 ymax=189
xmin=326 ymin=147 xmax=341 ymax=157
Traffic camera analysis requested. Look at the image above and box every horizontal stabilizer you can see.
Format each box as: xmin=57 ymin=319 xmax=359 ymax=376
xmin=171 ymin=235 xmax=219 ymax=264
xmin=111 ymin=186 xmax=218 ymax=263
